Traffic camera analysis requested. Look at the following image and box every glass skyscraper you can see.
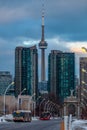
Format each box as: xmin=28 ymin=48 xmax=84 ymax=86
xmin=48 ymin=50 xmax=75 ymax=103
xmin=15 ymin=45 xmax=38 ymax=97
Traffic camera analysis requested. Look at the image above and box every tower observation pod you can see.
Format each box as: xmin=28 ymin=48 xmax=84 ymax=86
xmin=39 ymin=2 xmax=48 ymax=81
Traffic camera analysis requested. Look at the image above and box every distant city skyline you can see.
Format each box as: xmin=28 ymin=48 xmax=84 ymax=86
xmin=0 ymin=0 xmax=87 ymax=79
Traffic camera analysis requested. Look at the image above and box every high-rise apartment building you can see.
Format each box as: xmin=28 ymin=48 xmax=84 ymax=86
xmin=15 ymin=45 xmax=38 ymax=97
xmin=48 ymin=50 xmax=75 ymax=103
xmin=80 ymin=57 xmax=87 ymax=107
xmin=0 ymin=71 xmax=12 ymax=95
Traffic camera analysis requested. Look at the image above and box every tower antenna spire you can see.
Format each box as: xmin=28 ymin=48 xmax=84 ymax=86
xmin=42 ymin=0 xmax=45 ymax=26
xmin=41 ymin=0 xmax=45 ymax=41
xmin=39 ymin=0 xmax=48 ymax=81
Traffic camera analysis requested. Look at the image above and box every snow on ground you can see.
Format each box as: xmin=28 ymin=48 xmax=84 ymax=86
xmin=0 ymin=116 xmax=7 ymax=122
xmin=0 ymin=115 xmax=59 ymax=123
xmin=32 ymin=117 xmax=39 ymax=120
xmin=72 ymin=119 xmax=87 ymax=130
xmin=1 ymin=114 xmax=87 ymax=130
xmin=0 ymin=115 xmax=39 ymax=123
xmin=0 ymin=114 xmax=14 ymax=122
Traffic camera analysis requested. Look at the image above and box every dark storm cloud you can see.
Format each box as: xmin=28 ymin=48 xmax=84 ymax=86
xmin=0 ymin=0 xmax=87 ymax=41
xmin=45 ymin=0 xmax=87 ymax=41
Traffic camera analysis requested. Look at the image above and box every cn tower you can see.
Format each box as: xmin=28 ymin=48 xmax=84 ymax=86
xmin=39 ymin=4 xmax=48 ymax=81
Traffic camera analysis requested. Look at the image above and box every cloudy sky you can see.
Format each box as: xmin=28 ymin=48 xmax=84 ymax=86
xmin=0 ymin=0 xmax=87 ymax=80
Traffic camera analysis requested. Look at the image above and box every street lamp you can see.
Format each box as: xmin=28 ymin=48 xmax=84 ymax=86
xmin=31 ymin=94 xmax=42 ymax=117
xmin=39 ymin=98 xmax=46 ymax=116
xmin=35 ymin=96 xmax=41 ymax=116
xmin=82 ymin=47 xmax=87 ymax=52
xmin=44 ymin=100 xmax=49 ymax=111
xmin=31 ymin=93 xmax=36 ymax=117
xmin=20 ymin=88 xmax=26 ymax=95
xmin=4 ymin=82 xmax=14 ymax=115
xmin=18 ymin=88 xmax=26 ymax=110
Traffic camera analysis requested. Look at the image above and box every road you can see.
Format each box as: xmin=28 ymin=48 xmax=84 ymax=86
xmin=0 ymin=118 xmax=61 ymax=130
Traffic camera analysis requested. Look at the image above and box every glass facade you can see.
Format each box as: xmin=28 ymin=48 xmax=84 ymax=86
xmin=80 ymin=57 xmax=87 ymax=107
xmin=0 ymin=71 xmax=12 ymax=95
xmin=15 ymin=45 xmax=38 ymax=97
xmin=48 ymin=50 xmax=75 ymax=103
